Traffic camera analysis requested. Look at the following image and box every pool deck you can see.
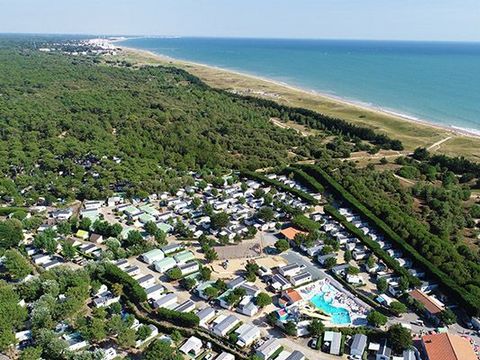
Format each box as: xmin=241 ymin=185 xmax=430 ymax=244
xmin=297 ymin=278 xmax=370 ymax=326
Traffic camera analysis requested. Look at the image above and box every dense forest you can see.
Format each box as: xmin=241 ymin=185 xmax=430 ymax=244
xmin=0 ymin=36 xmax=403 ymax=204
xmin=0 ymin=45 xmax=306 ymax=202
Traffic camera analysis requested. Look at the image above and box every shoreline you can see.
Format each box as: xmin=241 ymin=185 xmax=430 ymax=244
xmin=115 ymin=42 xmax=480 ymax=139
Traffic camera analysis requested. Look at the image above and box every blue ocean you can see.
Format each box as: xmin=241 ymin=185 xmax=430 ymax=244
xmin=118 ymin=37 xmax=480 ymax=132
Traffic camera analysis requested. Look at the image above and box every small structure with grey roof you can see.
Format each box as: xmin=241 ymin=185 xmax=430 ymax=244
xmin=161 ymin=243 xmax=184 ymax=255
xmin=212 ymin=315 xmax=240 ymax=337
xmin=196 ymin=307 xmax=216 ymax=327
xmin=174 ymin=299 xmax=196 ymax=313
xmin=350 ymin=334 xmax=367 ymax=358
xmin=174 ymin=250 xmax=195 ymax=264
xmin=290 ymin=271 xmax=312 ymax=287
xmin=323 ymin=331 xmax=342 ymax=355
xmin=285 ymin=351 xmax=305 ymax=360
xmin=255 ymin=338 xmax=282 ymax=360
xmin=376 ymin=339 xmax=392 ymax=360
xmin=152 ymin=293 xmax=178 ymax=309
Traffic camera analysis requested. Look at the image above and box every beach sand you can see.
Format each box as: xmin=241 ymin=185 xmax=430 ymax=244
xmin=110 ymin=45 xmax=480 ymax=160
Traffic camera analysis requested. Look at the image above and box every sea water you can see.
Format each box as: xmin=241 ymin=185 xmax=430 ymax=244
xmin=119 ymin=37 xmax=480 ymax=132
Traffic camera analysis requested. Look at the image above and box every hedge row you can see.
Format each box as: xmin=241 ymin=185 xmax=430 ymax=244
xmin=240 ymin=170 xmax=318 ymax=205
xmin=324 ymin=204 xmax=418 ymax=286
xmin=156 ymin=307 xmax=200 ymax=327
xmin=291 ymin=214 xmax=321 ymax=232
xmin=0 ymin=207 xmax=27 ymax=216
xmin=102 ymin=262 xmax=147 ymax=302
xmin=301 ymin=164 xmax=480 ymax=315
xmin=286 ymin=167 xmax=325 ymax=193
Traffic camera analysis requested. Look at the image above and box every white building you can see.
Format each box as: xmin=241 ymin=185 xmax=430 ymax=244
xmin=213 ymin=315 xmax=240 ymax=337
xmin=255 ymin=338 xmax=282 ymax=360
xmin=141 ymin=249 xmax=165 ymax=264
xmin=278 ymin=263 xmax=304 ymax=277
xmin=179 ymin=336 xmax=203 ymax=357
xmin=235 ymin=323 xmax=261 ymax=347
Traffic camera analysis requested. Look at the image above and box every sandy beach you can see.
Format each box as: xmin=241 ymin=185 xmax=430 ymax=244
xmin=110 ymin=43 xmax=480 ymax=160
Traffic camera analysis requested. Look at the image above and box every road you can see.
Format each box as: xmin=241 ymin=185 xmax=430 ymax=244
xmin=281 ymin=250 xmax=326 ymax=281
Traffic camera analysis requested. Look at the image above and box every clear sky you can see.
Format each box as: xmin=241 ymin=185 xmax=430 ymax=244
xmin=1 ymin=0 xmax=479 ymax=41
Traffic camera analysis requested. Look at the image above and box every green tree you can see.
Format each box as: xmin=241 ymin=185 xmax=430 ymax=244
xmin=377 ymin=278 xmax=388 ymax=293
xmin=4 ymin=249 xmax=32 ymax=280
xmin=283 ymin=321 xmax=297 ymax=336
xmin=366 ymin=255 xmax=375 ymax=268
xmin=87 ymin=317 xmax=107 ymax=342
xmin=390 ymin=301 xmax=408 ymax=316
xmin=0 ymin=219 xmax=24 ymax=249
xmin=347 ymin=266 xmax=360 ymax=275
xmin=205 ymin=248 xmax=218 ymax=262
xmin=211 ymin=212 xmax=229 ymax=230
xmin=308 ymin=319 xmax=324 ymax=337
xmin=136 ymin=325 xmax=152 ymax=341
xmin=57 ymin=221 xmax=72 ymax=236
xmin=19 ymin=346 xmax=43 ymax=360
xmin=257 ymin=207 xmax=274 ymax=222
xmin=275 ymin=239 xmax=290 ymax=253
xmin=256 ymin=292 xmax=272 ymax=308
xmin=144 ymin=339 xmax=182 ymax=360
xmin=167 ymin=267 xmax=182 ymax=281
xmin=144 ymin=221 xmax=158 ymax=236
xmin=61 ymin=241 xmax=77 ymax=260
xmin=344 ymin=249 xmax=352 ymax=263
xmin=36 ymin=329 xmax=68 ymax=360
xmin=387 ymin=324 xmax=412 ymax=353
xmin=78 ymin=217 xmax=92 ymax=231
xmin=439 ymin=309 xmax=457 ymax=325
xmin=367 ymin=310 xmax=387 ymax=327
xmin=398 ymin=276 xmax=410 ymax=293
xmin=117 ymin=327 xmax=136 ymax=348
xmin=182 ymin=277 xmax=196 ymax=291
xmin=324 ymin=257 xmax=337 ymax=269
xmin=125 ymin=230 xmax=143 ymax=247
xmin=203 ymin=286 xmax=219 ymax=300
xmin=170 ymin=329 xmax=183 ymax=344
xmin=200 ymin=266 xmax=212 ymax=281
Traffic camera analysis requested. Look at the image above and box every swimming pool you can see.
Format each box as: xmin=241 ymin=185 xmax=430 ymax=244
xmin=310 ymin=293 xmax=351 ymax=325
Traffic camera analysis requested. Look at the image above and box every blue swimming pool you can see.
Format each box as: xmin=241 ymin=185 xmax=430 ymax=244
xmin=310 ymin=293 xmax=351 ymax=325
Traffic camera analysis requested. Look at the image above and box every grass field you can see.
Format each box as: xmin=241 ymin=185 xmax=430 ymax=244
xmin=111 ymin=47 xmax=480 ymax=161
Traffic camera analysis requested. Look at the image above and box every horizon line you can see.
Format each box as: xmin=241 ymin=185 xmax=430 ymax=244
xmin=1 ymin=31 xmax=480 ymax=44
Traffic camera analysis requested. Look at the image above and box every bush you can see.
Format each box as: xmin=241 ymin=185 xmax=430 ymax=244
xmin=256 ymin=292 xmax=272 ymax=307
xmin=275 ymin=239 xmax=290 ymax=253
